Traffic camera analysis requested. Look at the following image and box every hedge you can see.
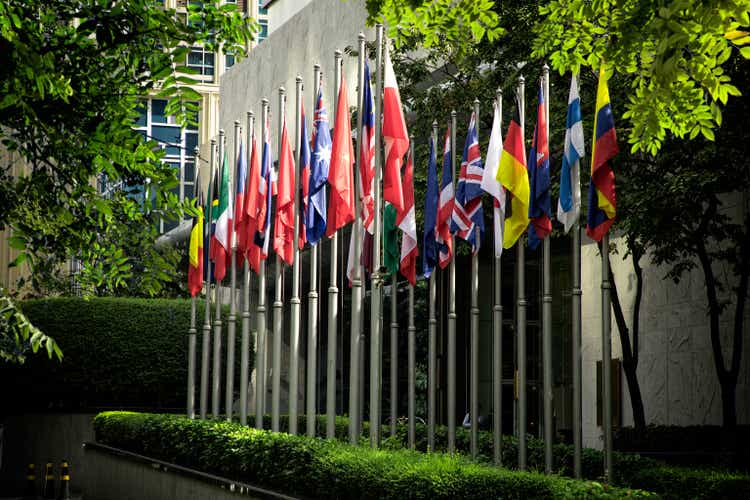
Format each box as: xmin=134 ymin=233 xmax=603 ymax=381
xmin=94 ymin=411 xmax=655 ymax=499
xmin=0 ymin=297 xmax=247 ymax=411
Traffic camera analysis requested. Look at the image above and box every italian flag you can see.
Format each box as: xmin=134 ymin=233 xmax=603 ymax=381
xmin=210 ymin=151 xmax=233 ymax=281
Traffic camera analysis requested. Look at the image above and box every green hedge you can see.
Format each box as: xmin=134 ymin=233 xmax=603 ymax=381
xmin=0 ymin=297 xmax=247 ymax=411
xmin=94 ymin=412 xmax=655 ymax=499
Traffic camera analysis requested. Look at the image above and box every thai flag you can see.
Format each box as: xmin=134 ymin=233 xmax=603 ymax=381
xmin=436 ymin=126 xmax=454 ymax=268
xmin=255 ymin=113 xmax=273 ymax=258
xmin=451 ymin=112 xmax=484 ymax=254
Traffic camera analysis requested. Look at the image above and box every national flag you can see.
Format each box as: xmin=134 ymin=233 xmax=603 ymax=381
xmin=207 ymin=165 xmax=219 ymax=279
xmin=188 ymin=173 xmax=204 ymax=297
xmin=325 ymin=74 xmax=355 ymax=237
xmin=254 ymin=114 xmax=273 ymax=259
xmin=496 ymin=97 xmax=529 ymax=249
xmin=234 ymin=135 xmax=248 ymax=260
xmin=422 ymin=134 xmax=439 ymax=278
xmin=359 ymin=62 xmax=376 ymax=274
xmin=436 ymin=127 xmax=454 ymax=268
xmin=480 ymin=99 xmax=506 ymax=258
xmin=398 ymin=148 xmax=418 ymax=285
xmin=383 ymin=202 xmax=399 ymax=275
xmin=298 ymin=105 xmax=311 ymax=249
xmin=557 ymin=74 xmax=584 ymax=234
xmin=527 ymin=81 xmax=552 ymax=250
xmin=211 ymin=150 xmax=233 ymax=281
xmin=273 ymin=110 xmax=295 ymax=265
xmin=244 ymin=131 xmax=262 ymax=273
xmin=451 ymin=111 xmax=484 ymax=254
xmin=382 ymin=44 xmax=407 ymax=212
xmin=306 ymin=84 xmax=331 ymax=245
xmin=586 ymin=65 xmax=618 ymax=242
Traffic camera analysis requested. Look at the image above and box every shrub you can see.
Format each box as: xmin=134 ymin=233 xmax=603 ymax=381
xmin=94 ymin=411 xmax=655 ymax=499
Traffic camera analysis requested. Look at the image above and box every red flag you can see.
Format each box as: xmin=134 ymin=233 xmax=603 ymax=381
xmin=382 ymin=45 xmax=407 ymax=212
xmin=325 ymin=74 xmax=355 ymax=237
xmin=244 ymin=133 xmax=262 ymax=274
xmin=273 ymin=114 xmax=295 ymax=265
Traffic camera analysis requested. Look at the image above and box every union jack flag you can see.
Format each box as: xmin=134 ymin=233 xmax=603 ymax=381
xmin=451 ymin=112 xmax=484 ymax=254
xmin=436 ymin=125 xmax=454 ymax=268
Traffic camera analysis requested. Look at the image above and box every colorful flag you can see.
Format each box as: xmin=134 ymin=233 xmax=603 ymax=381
xmin=244 ymin=131 xmax=262 ymax=273
xmin=496 ymin=98 xmax=529 ymax=249
xmin=188 ymin=173 xmax=204 ymax=297
xmin=273 ymin=111 xmax=295 ymax=266
xmin=382 ymin=44 xmax=407 ymax=212
xmin=586 ymin=66 xmax=618 ymax=242
xmin=436 ymin=127 xmax=454 ymax=268
xmin=557 ymin=74 xmax=584 ymax=234
xmin=234 ymin=135 xmax=248 ymax=260
xmin=383 ymin=202 xmax=399 ymax=275
xmin=480 ymin=99 xmax=506 ymax=258
xmin=306 ymin=84 xmax=331 ymax=245
xmin=254 ymin=114 xmax=273 ymax=259
xmin=325 ymin=74 xmax=355 ymax=238
xmin=298 ymin=105 xmax=311 ymax=249
xmin=359 ymin=62 xmax=376 ymax=274
xmin=422 ymin=134 xmax=439 ymax=278
xmin=211 ymin=150 xmax=232 ymax=281
xmin=398 ymin=149 xmax=418 ymax=285
xmin=207 ymin=165 xmax=219 ymax=280
xmin=527 ymin=81 xmax=552 ymax=250
xmin=451 ymin=112 xmax=484 ymax=254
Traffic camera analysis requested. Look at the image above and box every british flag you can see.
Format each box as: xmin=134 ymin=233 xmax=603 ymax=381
xmin=451 ymin=112 xmax=484 ymax=254
xmin=436 ymin=125 xmax=454 ymax=268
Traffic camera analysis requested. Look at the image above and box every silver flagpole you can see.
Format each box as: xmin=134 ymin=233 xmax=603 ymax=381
xmin=289 ymin=75 xmax=303 ymax=435
xmin=493 ymin=89 xmax=503 ymax=465
xmin=349 ymin=32 xmax=366 ymax=444
xmin=240 ymin=111 xmax=255 ymax=427
xmin=470 ymin=99 xmax=480 ymax=459
xmin=390 ymin=272 xmax=398 ymax=437
xmin=272 ymin=87 xmax=286 ymax=433
xmin=306 ymin=64 xmax=321 ymax=438
xmin=200 ymin=139 xmax=216 ymax=420
xmin=369 ymin=24 xmax=384 ymax=448
xmin=187 ymin=145 xmax=201 ymax=420
xmin=407 ymin=136 xmax=416 ymax=450
xmin=572 ymin=220 xmax=582 ymax=477
xmin=602 ymin=233 xmax=613 ymax=481
xmin=428 ymin=121 xmax=438 ymax=453
xmin=213 ymin=129 xmax=226 ymax=419
xmin=326 ymin=50 xmax=343 ymax=440
xmin=226 ymin=120 xmax=240 ymax=422
xmin=542 ymin=64 xmax=553 ymax=473
xmin=516 ymin=76 xmax=527 ymax=469
xmin=447 ymin=110 xmax=457 ymax=454
xmin=255 ymin=99 xmax=270 ymax=429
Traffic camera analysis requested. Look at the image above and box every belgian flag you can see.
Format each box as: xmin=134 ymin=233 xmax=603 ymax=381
xmin=188 ymin=173 xmax=204 ymax=297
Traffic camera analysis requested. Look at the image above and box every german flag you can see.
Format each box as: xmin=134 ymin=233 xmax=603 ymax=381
xmin=188 ymin=174 xmax=204 ymax=297
xmin=496 ymin=97 xmax=529 ymax=249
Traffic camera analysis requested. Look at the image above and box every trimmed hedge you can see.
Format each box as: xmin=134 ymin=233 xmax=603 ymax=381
xmin=94 ymin=412 xmax=655 ymax=499
xmin=0 ymin=297 xmax=246 ymax=411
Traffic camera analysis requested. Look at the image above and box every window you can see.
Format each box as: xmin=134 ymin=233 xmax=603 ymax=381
xmin=259 ymin=6 xmax=268 ymax=15
xmin=225 ymin=53 xmax=235 ymax=69
xmin=188 ymin=46 xmax=215 ymax=80
xmin=258 ymin=19 xmax=268 ymax=42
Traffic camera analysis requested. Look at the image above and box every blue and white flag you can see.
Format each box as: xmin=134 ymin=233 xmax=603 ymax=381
xmin=306 ymin=84 xmax=331 ymax=245
xmin=557 ymin=74 xmax=585 ymax=233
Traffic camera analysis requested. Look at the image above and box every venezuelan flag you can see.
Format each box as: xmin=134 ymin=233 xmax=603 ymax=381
xmin=586 ymin=65 xmax=618 ymax=242
xmin=496 ymin=99 xmax=529 ymax=249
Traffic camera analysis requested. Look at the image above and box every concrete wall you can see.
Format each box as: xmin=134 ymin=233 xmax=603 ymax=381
xmin=266 ymin=0 xmax=314 ymax=37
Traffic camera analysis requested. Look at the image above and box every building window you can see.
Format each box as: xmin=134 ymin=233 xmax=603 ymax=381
xmin=188 ymin=46 xmax=215 ymax=79
xmin=225 ymin=52 xmax=235 ymax=69
xmin=258 ymin=19 xmax=268 ymax=42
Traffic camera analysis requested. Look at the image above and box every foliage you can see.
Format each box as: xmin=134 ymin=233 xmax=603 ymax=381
xmin=94 ymin=411 xmax=657 ymax=499
xmin=0 ymin=288 xmax=61 ymax=363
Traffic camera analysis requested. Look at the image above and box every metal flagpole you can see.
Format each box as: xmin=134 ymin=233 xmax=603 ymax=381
xmin=349 ymin=32 xmax=366 ymax=444
xmin=240 ymin=111 xmax=255 ymax=427
xmin=369 ymin=24 xmax=384 ymax=448
xmin=289 ymin=75 xmax=303 ymax=435
xmin=572 ymin=220 xmax=582 ymax=477
xmin=516 ymin=76 xmax=527 ymax=469
xmin=602 ymin=233 xmax=613 ymax=481
xmin=272 ymin=87 xmax=286 ymax=432
xmin=200 ymin=139 xmax=216 ymax=420
xmin=226 ymin=120 xmax=240 ymax=422
xmin=213 ymin=129 xmax=226 ymax=419
xmin=447 ymin=110 xmax=457 ymax=454
xmin=542 ymin=64 xmax=553 ymax=473
xmin=390 ymin=273 xmax=398 ymax=437
xmin=407 ymin=136 xmax=416 ymax=450
xmin=255 ymin=99 xmax=270 ymax=430
xmin=326 ymin=50 xmax=343 ymax=440
xmin=492 ymin=89 xmax=504 ymax=465
xmin=187 ymin=145 xmax=201 ymax=419
xmin=306 ymin=64 xmax=321 ymax=438
xmin=470 ymin=99 xmax=480 ymax=459
xmin=428 ymin=121 xmax=438 ymax=453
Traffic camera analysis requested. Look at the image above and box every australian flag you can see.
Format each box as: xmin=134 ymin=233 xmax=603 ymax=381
xmin=306 ymin=84 xmax=331 ymax=245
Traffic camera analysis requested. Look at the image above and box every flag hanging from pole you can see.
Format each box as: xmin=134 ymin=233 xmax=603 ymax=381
xmin=274 ymin=111 xmax=295 ymax=265
xmin=188 ymin=173 xmax=204 ymax=297
xmin=557 ymin=74 xmax=584 ymax=234
xmin=325 ymin=74 xmax=355 ymax=238
xmin=527 ymin=81 xmax=552 ymax=250
xmin=359 ymin=62 xmax=376 ymax=274
xmin=422 ymin=134 xmax=438 ymax=278
xmin=481 ymin=100 xmax=506 ymax=258
xmin=211 ymin=150 xmax=232 ymax=281
xmin=306 ymin=84 xmax=331 ymax=245
xmin=298 ymin=105 xmax=311 ymax=249
xmin=451 ymin=112 xmax=484 ymax=254
xmin=398 ymin=148 xmax=418 ymax=285
xmin=255 ymin=114 xmax=273 ymax=259
xmin=436 ymin=127 xmax=454 ymax=268
xmin=234 ymin=136 xmax=248 ymax=260
xmin=207 ymin=165 xmax=219 ymax=280
xmin=586 ymin=65 xmax=618 ymax=242
xmin=382 ymin=44 xmax=407 ymax=212
xmin=244 ymin=131 xmax=262 ymax=273
xmin=496 ymin=98 xmax=529 ymax=249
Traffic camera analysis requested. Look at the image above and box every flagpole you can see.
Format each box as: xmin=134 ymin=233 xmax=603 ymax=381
xmin=306 ymin=64 xmax=321 ymax=438
xmin=255 ymin=99 xmax=270 ymax=429
xmin=349 ymin=32 xmax=366 ymax=444
xmin=187 ymin=145 xmax=201 ymax=420
xmin=572 ymin=220 xmax=582 ymax=477
xmin=447 ymin=109 xmax=457 ymax=455
xmin=389 ymin=273 xmax=398 ymax=436
xmin=516 ymin=76 xmax=527 ymax=469
xmin=407 ymin=135 xmax=416 ymax=450
xmin=289 ymin=75 xmax=303 ymax=435
xmin=213 ymin=129 xmax=226 ymax=419
xmin=272 ymin=87 xmax=286 ymax=433
xmin=542 ymin=64 xmax=553 ymax=474
xmin=492 ymin=89 xmax=503 ymax=465
xmin=602 ymin=233 xmax=613 ymax=481
xmin=369 ymin=24 xmax=384 ymax=448
xmin=467 ymin=99 xmax=480 ymax=459
xmin=240 ymin=111 xmax=255 ymax=427
xmin=428 ymin=121 xmax=438 ymax=453
xmin=225 ymin=120 xmax=240 ymax=422
xmin=200 ymin=139 xmax=216 ymax=420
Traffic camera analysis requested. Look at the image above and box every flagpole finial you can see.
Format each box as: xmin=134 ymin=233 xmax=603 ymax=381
xmin=247 ymin=110 xmax=254 ymax=118
xmin=262 ymin=97 xmax=269 ymax=106
xmin=234 ymin=119 xmax=240 ymax=126
xmin=451 ymin=109 xmax=456 ymax=118
xmin=211 ymin=138 xmax=216 ymax=145
xmin=542 ymin=63 xmax=550 ymax=73
xmin=314 ymin=63 xmax=320 ymax=71
xmin=296 ymin=74 xmax=302 ymax=84
xmin=358 ymin=32 xmax=365 ymax=42
xmin=280 ymin=86 xmax=286 ymax=95
xmin=518 ymin=75 xmax=525 ymax=85
xmin=432 ymin=119 xmax=438 ymax=127
xmin=220 ymin=129 xmax=225 ymax=136
xmin=335 ymin=49 xmax=343 ymax=58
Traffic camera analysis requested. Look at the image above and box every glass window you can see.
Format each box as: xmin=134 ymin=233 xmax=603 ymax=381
xmin=185 ymin=132 xmax=198 ymax=154
xmin=188 ymin=46 xmax=215 ymax=78
xmin=259 ymin=6 xmax=268 ymax=15
xmin=152 ymin=99 xmax=168 ymax=124
xmin=134 ymin=101 xmax=147 ymax=126
xmin=184 ymin=183 xmax=195 ymax=200
xmin=184 ymin=161 xmax=195 ymax=183
xmin=258 ymin=20 xmax=268 ymax=41
xmin=152 ymin=125 xmax=181 ymax=146
xmin=225 ymin=53 xmax=235 ymax=68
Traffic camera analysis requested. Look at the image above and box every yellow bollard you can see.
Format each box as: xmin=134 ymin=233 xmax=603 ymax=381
xmin=57 ymin=461 xmax=71 ymax=500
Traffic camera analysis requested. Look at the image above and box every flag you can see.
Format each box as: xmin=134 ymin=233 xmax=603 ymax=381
xmin=451 ymin=111 xmax=484 ymax=254
xmin=557 ymin=74 xmax=584 ymax=234
xmin=359 ymin=62 xmax=376 ymax=274
xmin=325 ymin=74 xmax=355 ymax=238
xmin=234 ymin=135 xmax=248 ymax=259
xmin=422 ymin=134 xmax=439 ymax=278
xmin=496 ymin=97 xmax=529 ymax=249
xmin=273 ymin=111 xmax=295 ymax=265
xmin=382 ymin=44 xmax=407 ymax=212
xmin=586 ymin=65 xmax=618 ymax=242
xmin=383 ymin=202 xmax=399 ymax=275
xmin=398 ymin=149 xmax=418 ymax=285
xmin=481 ymin=99 xmax=506 ymax=258
xmin=207 ymin=165 xmax=219 ymax=280
xmin=188 ymin=174 xmax=204 ymax=297
xmin=298 ymin=105 xmax=311 ymax=249
xmin=254 ymin=114 xmax=272 ymax=259
xmin=436 ymin=127 xmax=454 ymax=268
xmin=306 ymin=84 xmax=331 ymax=245
xmin=527 ymin=81 xmax=552 ymax=250
xmin=211 ymin=150 xmax=232 ymax=281
xmin=244 ymin=132 xmax=263 ymax=273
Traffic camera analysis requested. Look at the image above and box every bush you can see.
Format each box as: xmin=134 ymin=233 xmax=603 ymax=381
xmin=0 ymin=297 xmax=248 ymax=411
xmin=94 ymin=411 xmax=655 ymax=499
